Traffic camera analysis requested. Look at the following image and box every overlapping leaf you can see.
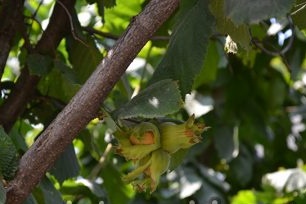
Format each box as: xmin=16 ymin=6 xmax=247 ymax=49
xmin=149 ymin=0 xmax=215 ymax=96
xmin=210 ymin=0 xmax=251 ymax=49
xmin=39 ymin=177 xmax=64 ymax=203
xmin=113 ymin=79 xmax=183 ymax=120
xmin=50 ymin=144 xmax=80 ymax=184
xmin=26 ymin=53 xmax=53 ymax=76
xmin=66 ymin=36 xmax=103 ymax=84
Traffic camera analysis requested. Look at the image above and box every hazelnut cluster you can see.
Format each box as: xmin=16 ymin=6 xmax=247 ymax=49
xmin=114 ymin=115 xmax=207 ymax=193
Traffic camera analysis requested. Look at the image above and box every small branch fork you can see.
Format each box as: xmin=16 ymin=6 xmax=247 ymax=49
xmin=249 ymin=16 xmax=295 ymax=57
xmin=248 ymin=15 xmax=295 ymax=72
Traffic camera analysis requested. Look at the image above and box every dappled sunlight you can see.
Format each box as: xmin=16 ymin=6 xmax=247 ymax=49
xmin=148 ymin=96 xmax=159 ymax=108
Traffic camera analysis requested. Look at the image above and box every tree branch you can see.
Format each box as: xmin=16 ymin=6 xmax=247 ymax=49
xmin=5 ymin=0 xmax=179 ymax=203
xmin=0 ymin=0 xmax=75 ymax=132
xmin=0 ymin=0 xmax=24 ymax=86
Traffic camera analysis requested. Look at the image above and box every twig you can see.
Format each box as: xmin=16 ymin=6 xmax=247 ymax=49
xmin=138 ymin=43 xmax=153 ymax=90
xmin=28 ymin=0 xmax=44 ymax=35
xmin=249 ymin=15 xmax=294 ymax=56
xmin=89 ymin=143 xmax=113 ymax=180
xmin=56 ymin=0 xmax=87 ymax=46
xmin=248 ymin=16 xmax=294 ymax=73
xmin=291 ymin=1 xmax=306 ymax=15
xmin=83 ymin=26 xmax=118 ymax=40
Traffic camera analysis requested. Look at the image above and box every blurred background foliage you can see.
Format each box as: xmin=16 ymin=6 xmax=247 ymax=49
xmin=1 ymin=0 xmax=306 ymax=203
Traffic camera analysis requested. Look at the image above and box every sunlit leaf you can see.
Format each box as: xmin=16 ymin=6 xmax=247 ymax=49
xmin=232 ymin=190 xmax=256 ymax=204
xmin=113 ymin=79 xmax=183 ymax=120
xmin=103 ymin=0 xmax=143 ymax=34
xmin=149 ymin=0 xmax=215 ymax=96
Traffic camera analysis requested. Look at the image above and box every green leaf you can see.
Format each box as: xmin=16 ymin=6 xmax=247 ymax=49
xmin=225 ymin=0 xmax=295 ymax=25
xmin=213 ymin=125 xmax=239 ymax=162
xmin=103 ymin=0 xmax=143 ymax=35
xmin=0 ymin=182 xmax=6 ymax=204
xmin=50 ymin=144 xmax=80 ymax=184
xmin=232 ymin=190 xmax=257 ymax=204
xmin=193 ymin=42 xmax=219 ymax=88
xmin=292 ymin=0 xmax=306 ymax=29
xmin=26 ymin=53 xmax=53 ymax=76
xmin=149 ymin=0 xmax=215 ymax=96
xmin=101 ymin=164 xmax=133 ymax=204
xmin=103 ymin=0 xmax=116 ymax=8
xmin=113 ymin=79 xmax=183 ymax=120
xmin=9 ymin=126 xmax=28 ymax=152
xmin=39 ymin=177 xmax=63 ymax=203
xmin=229 ymin=144 xmax=253 ymax=186
xmin=169 ymin=149 xmax=188 ymax=171
xmin=0 ymin=127 xmax=18 ymax=180
xmin=66 ymin=35 xmax=103 ymax=84
xmin=38 ymin=61 xmax=81 ymax=102
xmin=85 ymin=0 xmax=95 ymax=4
xmin=60 ymin=179 xmax=105 ymax=201
xmin=209 ymin=0 xmax=251 ymax=49
xmin=23 ymin=194 xmax=38 ymax=204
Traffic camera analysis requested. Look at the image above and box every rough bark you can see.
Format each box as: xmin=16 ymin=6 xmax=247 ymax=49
xmin=5 ymin=0 xmax=180 ymax=203
xmin=0 ymin=0 xmax=75 ymax=132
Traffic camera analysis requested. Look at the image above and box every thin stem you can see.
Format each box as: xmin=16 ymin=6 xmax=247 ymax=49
xmin=28 ymin=0 xmax=44 ymax=36
xmin=249 ymin=16 xmax=295 ymax=57
xmin=139 ymin=44 xmax=153 ymax=89
xmin=56 ymin=0 xmax=87 ymax=46
xmin=89 ymin=143 xmax=113 ymax=180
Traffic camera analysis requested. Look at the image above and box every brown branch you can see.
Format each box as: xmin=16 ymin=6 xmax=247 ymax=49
xmin=5 ymin=0 xmax=180 ymax=203
xmin=0 ymin=0 xmax=24 ymax=86
xmin=0 ymin=0 xmax=75 ymax=132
